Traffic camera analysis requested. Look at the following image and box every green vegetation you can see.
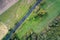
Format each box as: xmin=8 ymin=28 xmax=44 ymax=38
xmin=37 ymin=16 xmax=60 ymax=40
xmin=1 ymin=0 xmax=60 ymax=40
xmin=0 ymin=0 xmax=36 ymax=29
xmin=49 ymin=16 xmax=60 ymax=27
xmin=10 ymin=33 xmax=20 ymax=40
xmin=15 ymin=15 xmax=60 ymax=40
xmin=16 ymin=0 xmax=60 ymax=39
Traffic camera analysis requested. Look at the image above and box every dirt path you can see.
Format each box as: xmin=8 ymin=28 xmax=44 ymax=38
xmin=0 ymin=22 xmax=8 ymax=40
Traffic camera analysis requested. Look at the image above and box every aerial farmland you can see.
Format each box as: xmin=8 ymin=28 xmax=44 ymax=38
xmin=0 ymin=0 xmax=60 ymax=40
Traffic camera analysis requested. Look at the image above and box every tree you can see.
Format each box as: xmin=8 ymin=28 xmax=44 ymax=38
xmin=40 ymin=0 xmax=46 ymax=6
xmin=38 ymin=8 xmax=47 ymax=17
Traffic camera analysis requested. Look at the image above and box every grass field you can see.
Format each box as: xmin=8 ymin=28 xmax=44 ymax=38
xmin=0 ymin=0 xmax=36 ymax=29
xmin=16 ymin=0 xmax=60 ymax=39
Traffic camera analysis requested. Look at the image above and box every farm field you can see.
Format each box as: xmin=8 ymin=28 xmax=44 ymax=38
xmin=16 ymin=0 xmax=60 ymax=39
xmin=0 ymin=0 xmax=36 ymax=29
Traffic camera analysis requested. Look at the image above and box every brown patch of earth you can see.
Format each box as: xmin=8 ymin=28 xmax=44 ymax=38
xmin=0 ymin=22 xmax=8 ymax=40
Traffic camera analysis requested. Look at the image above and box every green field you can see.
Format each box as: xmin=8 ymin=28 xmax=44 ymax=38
xmin=16 ymin=0 xmax=60 ymax=39
xmin=0 ymin=0 xmax=36 ymax=29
